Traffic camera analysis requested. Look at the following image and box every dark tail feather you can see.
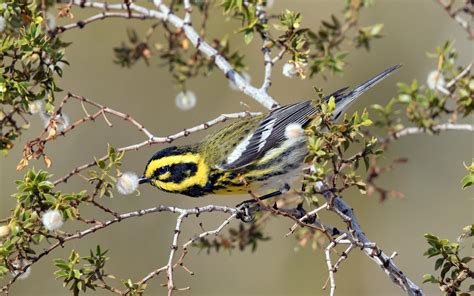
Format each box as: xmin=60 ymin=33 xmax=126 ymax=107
xmin=332 ymin=64 xmax=402 ymax=120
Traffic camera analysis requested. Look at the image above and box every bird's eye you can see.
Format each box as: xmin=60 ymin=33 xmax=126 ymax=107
xmin=153 ymin=166 xmax=168 ymax=178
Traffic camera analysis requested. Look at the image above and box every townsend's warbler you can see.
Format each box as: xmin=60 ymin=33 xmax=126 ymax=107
xmin=138 ymin=65 xmax=400 ymax=199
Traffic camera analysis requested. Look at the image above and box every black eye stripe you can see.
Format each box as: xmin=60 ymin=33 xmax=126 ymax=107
xmin=157 ymin=162 xmax=198 ymax=183
xmin=153 ymin=166 xmax=169 ymax=178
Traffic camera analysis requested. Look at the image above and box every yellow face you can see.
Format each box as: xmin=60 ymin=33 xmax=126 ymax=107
xmin=144 ymin=152 xmax=210 ymax=195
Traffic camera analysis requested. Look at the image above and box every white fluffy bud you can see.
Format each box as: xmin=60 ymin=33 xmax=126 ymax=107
xmin=175 ymin=91 xmax=197 ymax=111
xmin=41 ymin=210 xmax=64 ymax=231
xmin=28 ymin=100 xmax=44 ymax=114
xmin=427 ymin=70 xmax=446 ymax=92
xmin=116 ymin=172 xmax=139 ymax=195
xmin=282 ymin=62 xmax=298 ymax=78
xmin=285 ymin=123 xmax=304 ymax=139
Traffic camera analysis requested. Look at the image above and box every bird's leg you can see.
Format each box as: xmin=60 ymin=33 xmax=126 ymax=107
xmin=236 ymin=190 xmax=283 ymax=222
xmin=237 ymin=190 xmax=283 ymax=208
xmin=236 ymin=184 xmax=290 ymax=222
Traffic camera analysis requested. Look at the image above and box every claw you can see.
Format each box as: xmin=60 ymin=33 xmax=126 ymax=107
xmin=236 ymin=208 xmax=254 ymax=223
xmin=237 ymin=212 xmax=255 ymax=223
xmin=236 ymin=202 xmax=255 ymax=223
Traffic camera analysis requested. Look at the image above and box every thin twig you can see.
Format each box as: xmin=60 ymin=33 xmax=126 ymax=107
xmin=51 ymin=12 xmax=150 ymax=35
xmin=389 ymin=123 xmax=474 ymax=141
xmin=436 ymin=0 xmax=473 ymax=39
xmin=446 ymin=61 xmax=472 ymax=88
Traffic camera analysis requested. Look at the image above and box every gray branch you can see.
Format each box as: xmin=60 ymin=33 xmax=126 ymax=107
xmin=324 ymin=191 xmax=425 ymax=296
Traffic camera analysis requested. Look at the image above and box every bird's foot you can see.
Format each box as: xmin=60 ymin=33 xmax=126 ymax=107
xmin=236 ymin=201 xmax=256 ymax=223
xmin=235 ymin=189 xmax=284 ymax=222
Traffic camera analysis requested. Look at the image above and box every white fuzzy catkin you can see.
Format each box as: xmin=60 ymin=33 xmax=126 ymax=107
xmin=41 ymin=210 xmax=64 ymax=231
xmin=285 ymin=123 xmax=304 ymax=139
xmin=175 ymin=91 xmax=197 ymax=111
xmin=282 ymin=62 xmax=297 ymax=78
xmin=116 ymin=172 xmax=139 ymax=195
xmin=28 ymin=100 xmax=43 ymax=114
xmin=11 ymin=259 xmax=32 ymax=280
xmin=426 ymin=70 xmax=446 ymax=91
xmin=229 ymin=72 xmax=251 ymax=91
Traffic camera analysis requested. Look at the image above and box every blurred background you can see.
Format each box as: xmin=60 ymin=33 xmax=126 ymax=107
xmin=0 ymin=0 xmax=472 ymax=295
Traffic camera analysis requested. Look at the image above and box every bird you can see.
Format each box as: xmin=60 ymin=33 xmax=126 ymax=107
xmin=138 ymin=65 xmax=401 ymax=203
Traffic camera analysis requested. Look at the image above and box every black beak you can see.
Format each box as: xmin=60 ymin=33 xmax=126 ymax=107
xmin=138 ymin=176 xmax=150 ymax=184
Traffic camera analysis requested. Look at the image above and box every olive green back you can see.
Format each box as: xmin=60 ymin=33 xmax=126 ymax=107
xmin=199 ymin=114 xmax=266 ymax=168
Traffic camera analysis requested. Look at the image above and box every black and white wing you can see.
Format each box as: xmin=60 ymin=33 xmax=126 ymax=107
xmin=219 ymin=100 xmax=316 ymax=170
xmin=219 ymin=64 xmax=401 ymax=170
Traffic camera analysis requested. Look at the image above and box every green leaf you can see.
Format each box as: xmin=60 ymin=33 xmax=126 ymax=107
xmin=370 ymin=23 xmax=384 ymax=36
xmin=423 ymin=247 xmax=440 ymax=258
xmin=440 ymin=262 xmax=453 ymax=279
xmin=461 ymin=174 xmax=474 ymax=189
xmin=97 ymin=159 xmax=106 ymax=170
xmin=363 ymin=156 xmax=370 ymax=171
xmin=243 ymin=30 xmax=254 ymax=45
xmin=422 ymin=274 xmax=439 ymax=284
xmin=434 ymin=257 xmax=444 ymax=270
xmin=398 ymin=94 xmax=412 ymax=103
xmin=73 ymin=269 xmax=81 ymax=279
xmin=44 ymin=193 xmax=57 ymax=204
xmin=360 ymin=119 xmax=373 ymax=126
